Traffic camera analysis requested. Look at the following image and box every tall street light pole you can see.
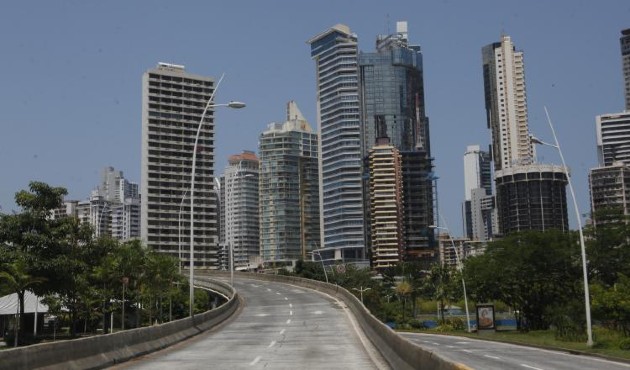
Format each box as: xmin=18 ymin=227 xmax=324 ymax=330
xmin=178 ymin=189 xmax=189 ymax=275
xmin=529 ymin=107 xmax=593 ymax=347
xmin=189 ymin=74 xmax=245 ymax=318
xmin=429 ymin=225 xmax=471 ymax=333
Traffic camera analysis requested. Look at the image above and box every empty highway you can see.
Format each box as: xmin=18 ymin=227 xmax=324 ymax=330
xmin=115 ymin=277 xmax=388 ymax=369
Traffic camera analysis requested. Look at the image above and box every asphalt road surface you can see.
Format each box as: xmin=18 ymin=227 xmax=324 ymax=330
xmin=114 ymin=277 xmax=388 ymax=369
xmin=400 ymin=332 xmax=630 ymax=370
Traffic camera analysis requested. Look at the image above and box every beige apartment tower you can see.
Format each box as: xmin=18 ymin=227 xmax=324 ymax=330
xmin=141 ymin=63 xmax=218 ymax=268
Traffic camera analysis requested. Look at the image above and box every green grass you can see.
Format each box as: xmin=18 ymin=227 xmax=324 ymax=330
xmin=414 ymin=327 xmax=630 ymax=361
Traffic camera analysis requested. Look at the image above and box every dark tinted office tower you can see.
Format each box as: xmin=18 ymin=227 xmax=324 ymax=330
xmin=309 ymin=25 xmax=366 ymax=261
xmin=495 ymin=164 xmax=569 ymax=234
xmin=141 ymin=63 xmax=218 ymax=268
xmin=621 ymin=29 xmax=630 ymax=110
xmin=359 ymin=21 xmax=435 ymax=262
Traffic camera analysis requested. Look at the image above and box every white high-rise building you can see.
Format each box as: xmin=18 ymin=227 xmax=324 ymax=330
xmin=482 ymin=35 xmax=533 ymax=171
xmin=621 ymin=29 xmax=630 ymax=110
xmin=141 ymin=63 xmax=218 ymax=268
xmin=462 ymin=145 xmax=495 ymax=241
xmin=596 ymin=112 xmax=630 ymax=167
xmin=224 ymin=151 xmax=259 ymax=270
xmin=308 ymin=24 xmax=366 ymax=262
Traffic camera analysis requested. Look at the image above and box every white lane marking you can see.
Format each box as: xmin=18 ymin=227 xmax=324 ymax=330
xmin=521 ymin=365 xmax=544 ymax=370
xmin=455 ymin=341 xmax=470 ymax=344
xmin=311 ymin=310 xmax=323 ymax=315
xmin=249 ymin=356 xmax=261 ymax=366
xmin=279 ymin=329 xmax=285 ymax=335
xmin=462 ymin=349 xmax=473 ymax=353
xmin=446 ymin=345 xmax=455 ymax=348
xmin=286 ymin=319 xmax=291 ymax=324
xmin=251 ymin=284 xmax=260 ymax=288
xmin=267 ymin=288 xmax=272 ymax=292
xmin=255 ymin=313 xmax=269 ymax=317
xmin=484 ymin=355 xmax=501 ymax=360
xmin=284 ymin=297 xmax=288 ymax=300
xmin=276 ymin=292 xmax=281 ymax=295
xmin=290 ymin=310 xmax=293 ymax=316
xmin=431 ymin=342 xmax=441 ymax=346
xmin=268 ymin=340 xmax=276 ymax=348
xmin=289 ymin=303 xmax=293 ymax=308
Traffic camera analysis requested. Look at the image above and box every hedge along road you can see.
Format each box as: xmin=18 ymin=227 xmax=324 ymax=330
xmin=114 ymin=276 xmax=390 ymax=370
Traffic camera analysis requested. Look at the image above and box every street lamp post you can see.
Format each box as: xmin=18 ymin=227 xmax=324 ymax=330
xmin=352 ymin=286 xmax=371 ymax=304
xmin=529 ymin=106 xmax=593 ymax=347
xmin=312 ymin=250 xmax=329 ymax=283
xmin=178 ymin=189 xmax=189 ymax=275
xmin=430 ymin=225 xmax=472 ymax=333
xmin=189 ymin=74 xmax=245 ymax=318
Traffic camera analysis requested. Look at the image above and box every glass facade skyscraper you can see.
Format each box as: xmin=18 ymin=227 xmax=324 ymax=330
xmin=359 ymin=22 xmax=435 ymax=262
xmin=309 ymin=25 xmax=366 ymax=260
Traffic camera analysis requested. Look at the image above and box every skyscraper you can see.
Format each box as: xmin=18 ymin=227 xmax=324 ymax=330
xmin=259 ymin=101 xmax=320 ymax=264
xmin=141 ymin=63 xmax=218 ymax=268
xmin=621 ymin=29 xmax=630 ymax=110
xmin=462 ymin=145 xmax=494 ymax=241
xmin=309 ymin=25 xmax=366 ymax=262
xmin=359 ymin=21 xmax=435 ymax=262
xmin=588 ymin=29 xmax=630 ymax=224
xmin=482 ymin=36 xmax=568 ymax=235
xmin=224 ymin=151 xmax=259 ymax=270
xmin=482 ymin=35 xmax=533 ymax=170
xmin=368 ymin=138 xmax=404 ymax=270
xmin=596 ymin=112 xmax=630 ymax=167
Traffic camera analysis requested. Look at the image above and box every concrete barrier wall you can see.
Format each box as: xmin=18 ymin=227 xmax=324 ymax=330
xmin=209 ymin=272 xmax=461 ymax=370
xmin=0 ymin=279 xmax=239 ymax=370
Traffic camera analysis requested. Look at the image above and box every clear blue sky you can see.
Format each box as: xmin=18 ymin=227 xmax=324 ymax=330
xmin=1 ymin=1 xmax=628 ymax=236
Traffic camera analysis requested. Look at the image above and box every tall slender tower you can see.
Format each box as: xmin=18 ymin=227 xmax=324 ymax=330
xmin=259 ymin=101 xmax=320 ymax=263
xmin=482 ymin=35 xmax=533 ymax=170
xmin=621 ymin=29 xmax=630 ymax=110
xmin=141 ymin=63 xmax=218 ymax=268
xmin=359 ymin=21 xmax=435 ymax=262
xmin=224 ymin=151 xmax=259 ymax=270
xmin=308 ymin=25 xmax=366 ymax=262
xmin=482 ymin=37 xmax=568 ymax=235
xmin=368 ymin=138 xmax=404 ymax=270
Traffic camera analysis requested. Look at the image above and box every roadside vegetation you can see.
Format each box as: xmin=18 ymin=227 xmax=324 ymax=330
xmin=289 ymin=208 xmax=630 ymax=358
xmin=0 ymin=182 xmax=212 ymax=347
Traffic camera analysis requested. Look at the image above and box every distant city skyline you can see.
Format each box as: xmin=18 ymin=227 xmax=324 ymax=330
xmin=1 ymin=1 xmax=628 ymax=237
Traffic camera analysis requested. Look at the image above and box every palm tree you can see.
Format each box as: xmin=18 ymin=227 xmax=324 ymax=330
xmin=395 ymin=280 xmax=413 ymax=322
xmin=0 ymin=256 xmax=46 ymax=346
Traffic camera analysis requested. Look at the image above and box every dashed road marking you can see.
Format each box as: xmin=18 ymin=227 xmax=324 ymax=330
xmin=279 ymin=329 xmax=285 ymax=335
xmin=286 ymin=319 xmax=291 ymax=324
xmin=484 ymin=355 xmax=501 ymax=360
xmin=249 ymin=356 xmax=261 ymax=366
xmin=521 ymin=365 xmax=544 ymax=370
xmin=268 ymin=340 xmax=276 ymax=348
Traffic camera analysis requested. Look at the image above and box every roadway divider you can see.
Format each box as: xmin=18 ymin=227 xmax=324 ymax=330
xmin=205 ymin=271 xmax=461 ymax=370
xmin=0 ymin=278 xmax=239 ymax=370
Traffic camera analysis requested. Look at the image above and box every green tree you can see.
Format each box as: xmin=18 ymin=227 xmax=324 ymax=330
xmin=464 ymin=230 xmax=582 ymax=331
xmin=0 ymin=256 xmax=46 ymax=346
xmin=591 ymin=274 xmax=630 ymax=337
